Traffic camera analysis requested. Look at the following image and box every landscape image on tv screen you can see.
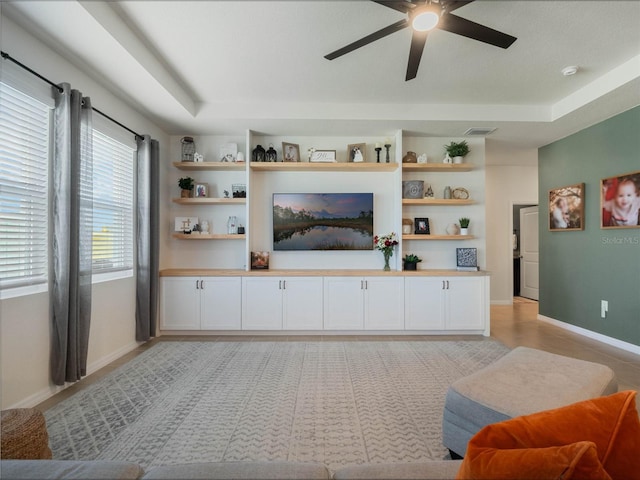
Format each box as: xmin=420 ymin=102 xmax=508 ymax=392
xmin=273 ymin=193 xmax=374 ymax=251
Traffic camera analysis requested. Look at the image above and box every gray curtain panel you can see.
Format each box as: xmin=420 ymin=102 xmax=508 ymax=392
xmin=136 ymin=135 xmax=159 ymax=341
xmin=51 ymin=84 xmax=93 ymax=386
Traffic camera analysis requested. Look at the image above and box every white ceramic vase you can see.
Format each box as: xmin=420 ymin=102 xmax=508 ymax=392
xmin=460 ymin=227 xmax=469 ymax=235
xmin=446 ymin=223 xmax=460 ymax=235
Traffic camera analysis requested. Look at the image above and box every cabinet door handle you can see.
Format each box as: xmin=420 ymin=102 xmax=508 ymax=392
xmin=442 ymin=280 xmax=445 ymax=290
xmin=365 ymin=280 xmax=368 ymax=289
xmin=196 ymin=280 xmax=200 ymax=290
xmin=447 ymin=280 xmax=450 ymax=290
xmin=200 ymin=280 xmax=204 ymax=290
xmin=279 ymin=280 xmax=282 ymax=289
xmin=282 ymin=280 xmax=286 ymax=290
xmin=361 ymin=280 xmax=363 ymax=289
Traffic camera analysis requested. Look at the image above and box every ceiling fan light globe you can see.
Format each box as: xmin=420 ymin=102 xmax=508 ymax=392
xmin=412 ymin=11 xmax=439 ymax=31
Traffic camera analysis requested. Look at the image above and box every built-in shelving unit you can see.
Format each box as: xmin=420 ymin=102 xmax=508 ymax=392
xmin=250 ymin=162 xmax=398 ymax=172
xmin=173 ymin=161 xmax=245 ymax=171
xmin=172 ymin=197 xmax=246 ymax=205
xmin=172 ymin=233 xmax=246 ymax=240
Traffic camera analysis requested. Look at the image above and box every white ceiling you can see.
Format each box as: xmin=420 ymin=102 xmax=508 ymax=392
xmin=4 ymin=0 xmax=640 ymax=149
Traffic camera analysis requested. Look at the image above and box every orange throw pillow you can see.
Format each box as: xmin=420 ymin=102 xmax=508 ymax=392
xmin=456 ymin=390 xmax=640 ymax=480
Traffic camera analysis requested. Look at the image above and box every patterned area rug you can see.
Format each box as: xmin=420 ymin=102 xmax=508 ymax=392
xmin=45 ymin=340 xmax=509 ymax=470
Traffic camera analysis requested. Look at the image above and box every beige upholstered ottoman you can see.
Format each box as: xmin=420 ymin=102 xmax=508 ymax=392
xmin=1 ymin=408 xmax=52 ymax=460
xmin=442 ymin=346 xmax=618 ymax=458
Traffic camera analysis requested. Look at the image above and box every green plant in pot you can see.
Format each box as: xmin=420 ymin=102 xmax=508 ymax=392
xmin=459 ymin=217 xmax=470 ymax=235
xmin=178 ymin=177 xmax=194 ymax=198
xmin=444 ymin=141 xmax=470 ymax=163
xmin=403 ymin=254 xmax=422 ymax=271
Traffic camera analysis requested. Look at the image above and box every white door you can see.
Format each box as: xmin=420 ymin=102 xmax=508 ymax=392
xmin=445 ymin=277 xmax=485 ymax=330
xmin=200 ymin=277 xmax=242 ymax=330
xmin=282 ymin=277 xmax=323 ymax=330
xmin=160 ymin=277 xmax=201 ymax=330
xmin=364 ymin=277 xmax=405 ymax=330
xmin=242 ymin=277 xmax=283 ymax=330
xmin=404 ymin=277 xmax=446 ymax=330
xmin=323 ymin=277 xmax=364 ymax=330
xmin=520 ymin=206 xmax=539 ymax=300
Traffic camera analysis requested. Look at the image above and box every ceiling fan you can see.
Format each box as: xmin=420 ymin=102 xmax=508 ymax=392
xmin=324 ymin=0 xmax=517 ymax=81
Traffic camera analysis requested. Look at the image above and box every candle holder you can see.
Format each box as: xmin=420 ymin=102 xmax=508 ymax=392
xmin=375 ymin=147 xmax=382 ymax=163
xmin=384 ymin=143 xmax=391 ymax=163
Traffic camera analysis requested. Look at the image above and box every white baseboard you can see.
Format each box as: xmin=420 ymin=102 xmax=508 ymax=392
xmin=537 ymin=314 xmax=640 ymax=356
xmin=7 ymin=340 xmax=142 ymax=409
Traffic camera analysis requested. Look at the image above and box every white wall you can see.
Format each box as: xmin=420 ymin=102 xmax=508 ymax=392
xmin=0 ymin=14 xmax=169 ymax=408
xmin=485 ymin=141 xmax=538 ymax=304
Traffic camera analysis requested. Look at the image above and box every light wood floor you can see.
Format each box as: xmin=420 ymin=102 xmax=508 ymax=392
xmin=37 ymin=301 xmax=640 ymax=412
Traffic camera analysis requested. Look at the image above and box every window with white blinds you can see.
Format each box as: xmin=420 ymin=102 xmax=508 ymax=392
xmin=0 ymin=82 xmax=50 ymax=293
xmin=91 ymin=130 xmax=134 ymax=275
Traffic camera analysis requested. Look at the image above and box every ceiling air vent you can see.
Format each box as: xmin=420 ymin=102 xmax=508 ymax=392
xmin=464 ymin=127 xmax=497 ymax=136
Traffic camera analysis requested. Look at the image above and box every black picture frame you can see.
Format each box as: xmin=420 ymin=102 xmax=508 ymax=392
xmin=414 ymin=217 xmax=430 ymax=234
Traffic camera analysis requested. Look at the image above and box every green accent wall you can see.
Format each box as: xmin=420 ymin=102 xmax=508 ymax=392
xmin=538 ymin=106 xmax=640 ymax=347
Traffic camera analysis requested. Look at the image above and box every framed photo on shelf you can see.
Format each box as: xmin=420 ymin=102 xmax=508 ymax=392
xmin=194 ymin=183 xmax=208 ymax=198
xmin=310 ymin=150 xmax=337 ymax=163
xmin=251 ymin=251 xmax=270 ymax=270
xmin=282 ymin=142 xmax=300 ymax=162
xmin=174 ymin=217 xmax=198 ymax=232
xmin=414 ymin=217 xmax=430 ymax=234
xmin=548 ymin=183 xmax=584 ymax=231
xmin=601 ymin=171 xmax=640 ymax=229
xmin=347 ymin=143 xmax=366 ymax=163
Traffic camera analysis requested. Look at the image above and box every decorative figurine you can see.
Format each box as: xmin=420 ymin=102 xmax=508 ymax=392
xmin=375 ymin=143 xmax=382 ymax=163
xmin=266 ymin=144 xmax=277 ymax=162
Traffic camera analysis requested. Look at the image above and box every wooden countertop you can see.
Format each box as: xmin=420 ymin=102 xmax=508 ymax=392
xmin=160 ymin=269 xmax=489 ymax=277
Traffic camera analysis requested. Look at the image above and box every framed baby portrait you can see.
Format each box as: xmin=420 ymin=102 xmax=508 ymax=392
xmin=548 ymin=183 xmax=584 ymax=231
xmin=601 ymin=171 xmax=640 ymax=229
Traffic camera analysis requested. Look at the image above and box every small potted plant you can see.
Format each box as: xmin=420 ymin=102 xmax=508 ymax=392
xmin=178 ymin=177 xmax=194 ymax=198
xmin=444 ymin=141 xmax=470 ymax=164
xmin=403 ymin=254 xmax=422 ymax=271
xmin=459 ymin=217 xmax=470 ymax=235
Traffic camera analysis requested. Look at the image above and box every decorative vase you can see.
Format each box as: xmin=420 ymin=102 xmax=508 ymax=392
xmin=252 ymin=144 xmax=265 ymax=162
xmin=404 ymin=262 xmax=417 ymax=271
xmin=460 ymin=227 xmax=469 ymax=235
xmin=383 ymin=251 xmax=392 ymax=271
xmin=402 ymin=151 xmax=417 ymax=163
xmin=444 ymin=186 xmax=452 ymax=199
xmin=446 ymin=223 xmax=460 ymax=235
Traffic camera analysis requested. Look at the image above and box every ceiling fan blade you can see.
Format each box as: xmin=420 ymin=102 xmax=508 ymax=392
xmin=439 ymin=13 xmax=516 ymax=49
xmin=406 ymin=30 xmax=429 ymax=81
xmin=441 ymin=1 xmax=475 ymax=13
xmin=372 ymin=0 xmax=416 ymax=14
xmin=325 ymin=19 xmax=409 ymax=60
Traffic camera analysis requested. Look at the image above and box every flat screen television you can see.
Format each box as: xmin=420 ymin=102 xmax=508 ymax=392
xmin=273 ymin=193 xmax=374 ymax=251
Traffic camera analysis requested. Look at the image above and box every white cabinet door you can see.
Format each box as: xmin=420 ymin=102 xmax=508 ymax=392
xmin=200 ymin=277 xmax=242 ymax=330
xmin=445 ymin=277 xmax=485 ymax=330
xmin=160 ymin=277 xmax=201 ymax=330
xmin=282 ymin=277 xmax=323 ymax=330
xmin=364 ymin=277 xmax=405 ymax=330
xmin=242 ymin=277 xmax=283 ymax=330
xmin=323 ymin=277 xmax=364 ymax=330
xmin=404 ymin=277 xmax=446 ymax=330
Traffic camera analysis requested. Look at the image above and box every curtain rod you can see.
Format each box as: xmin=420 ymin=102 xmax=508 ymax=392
xmin=1 ymin=51 xmax=143 ymax=140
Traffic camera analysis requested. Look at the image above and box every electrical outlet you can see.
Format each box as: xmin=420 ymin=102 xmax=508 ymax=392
xmin=601 ymin=300 xmax=608 ymax=319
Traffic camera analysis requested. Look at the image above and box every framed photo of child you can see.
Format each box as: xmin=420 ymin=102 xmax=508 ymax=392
xmin=548 ymin=183 xmax=584 ymax=231
xmin=601 ymin=171 xmax=640 ymax=229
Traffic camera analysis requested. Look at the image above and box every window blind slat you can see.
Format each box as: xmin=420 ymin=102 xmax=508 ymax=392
xmin=89 ymin=130 xmax=134 ymax=273
xmin=0 ymin=83 xmax=50 ymax=290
